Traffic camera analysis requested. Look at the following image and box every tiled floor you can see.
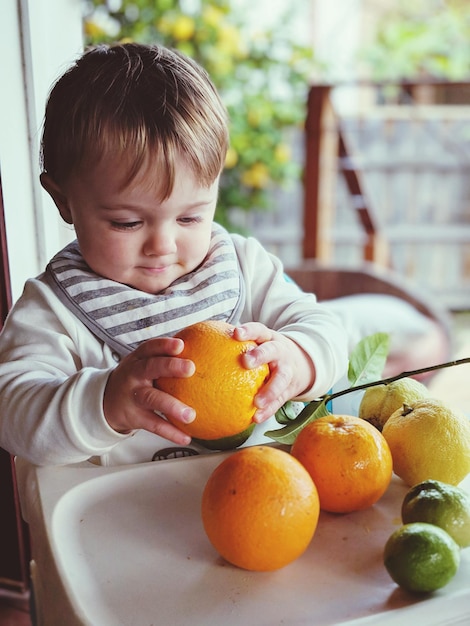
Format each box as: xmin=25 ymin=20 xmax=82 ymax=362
xmin=0 ymin=314 xmax=468 ymax=626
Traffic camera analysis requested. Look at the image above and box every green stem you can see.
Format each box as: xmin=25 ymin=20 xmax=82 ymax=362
xmin=323 ymin=356 xmax=470 ymax=405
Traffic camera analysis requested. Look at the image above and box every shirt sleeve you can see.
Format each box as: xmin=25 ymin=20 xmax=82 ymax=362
xmin=232 ymin=234 xmax=349 ymax=399
xmin=0 ymin=278 xmax=128 ymax=465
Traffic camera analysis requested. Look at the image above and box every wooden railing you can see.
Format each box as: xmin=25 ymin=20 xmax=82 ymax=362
xmin=304 ymin=83 xmax=381 ymax=263
xmin=302 ymin=80 xmax=470 ymax=309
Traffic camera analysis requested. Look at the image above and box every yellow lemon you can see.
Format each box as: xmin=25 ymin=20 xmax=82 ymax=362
xmin=358 ymin=377 xmax=429 ymax=431
xmin=382 ymin=398 xmax=470 ymax=486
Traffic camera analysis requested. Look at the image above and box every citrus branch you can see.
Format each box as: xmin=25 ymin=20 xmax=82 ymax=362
xmin=266 ymin=356 xmax=470 ymax=445
xmin=324 ymin=356 xmax=470 ymax=405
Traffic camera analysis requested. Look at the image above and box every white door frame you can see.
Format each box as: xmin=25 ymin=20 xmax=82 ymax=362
xmin=0 ymin=0 xmax=83 ymax=301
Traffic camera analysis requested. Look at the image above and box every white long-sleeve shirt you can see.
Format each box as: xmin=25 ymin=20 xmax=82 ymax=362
xmin=0 ymin=233 xmax=348 ymax=467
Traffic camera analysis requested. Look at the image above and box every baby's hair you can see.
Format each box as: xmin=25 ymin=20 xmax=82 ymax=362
xmin=40 ymin=43 xmax=229 ymax=197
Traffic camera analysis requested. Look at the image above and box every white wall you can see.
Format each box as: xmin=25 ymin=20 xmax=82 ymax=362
xmin=0 ymin=0 xmax=83 ymax=301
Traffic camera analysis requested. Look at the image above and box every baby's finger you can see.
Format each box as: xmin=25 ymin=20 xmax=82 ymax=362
xmin=133 ymin=354 xmax=195 ymax=383
xmin=137 ymin=410 xmax=192 ymax=446
xmin=233 ymin=322 xmax=272 ymax=343
xmin=252 ymin=368 xmax=293 ymax=423
xmin=133 ymin=336 xmax=185 ymax=358
xmin=241 ymin=339 xmax=277 ymax=369
xmin=134 ymin=385 xmax=196 ymax=426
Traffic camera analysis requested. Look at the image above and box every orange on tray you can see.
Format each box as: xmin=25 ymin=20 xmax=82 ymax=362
xmin=201 ymin=445 xmax=320 ymax=571
xmin=291 ymin=414 xmax=393 ymax=513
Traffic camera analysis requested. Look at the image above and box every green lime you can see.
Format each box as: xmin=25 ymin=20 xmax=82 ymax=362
xmin=402 ymin=479 xmax=470 ymax=548
xmin=193 ymin=423 xmax=255 ymax=451
xmin=384 ymin=522 xmax=460 ymax=593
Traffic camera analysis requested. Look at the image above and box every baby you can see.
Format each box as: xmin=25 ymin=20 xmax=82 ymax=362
xmin=0 ymin=43 xmax=348 ymax=467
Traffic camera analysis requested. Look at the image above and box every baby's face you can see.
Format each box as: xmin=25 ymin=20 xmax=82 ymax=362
xmin=58 ymin=154 xmax=219 ymax=294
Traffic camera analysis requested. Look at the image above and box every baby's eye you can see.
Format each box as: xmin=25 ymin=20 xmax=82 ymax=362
xmin=177 ymin=216 xmax=202 ymax=225
xmin=110 ymin=221 xmax=142 ymax=230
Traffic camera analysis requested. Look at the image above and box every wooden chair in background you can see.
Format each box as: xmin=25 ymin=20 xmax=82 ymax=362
xmin=285 ymin=259 xmax=452 ymax=380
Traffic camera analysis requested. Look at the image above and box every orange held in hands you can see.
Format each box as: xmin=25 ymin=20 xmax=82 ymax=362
xmin=157 ymin=321 xmax=269 ymax=445
xmin=291 ymin=414 xmax=393 ymax=514
xmin=201 ymin=445 xmax=320 ymax=571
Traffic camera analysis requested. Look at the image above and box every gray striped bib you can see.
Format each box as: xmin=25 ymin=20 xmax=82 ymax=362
xmin=45 ymin=224 xmax=245 ymax=356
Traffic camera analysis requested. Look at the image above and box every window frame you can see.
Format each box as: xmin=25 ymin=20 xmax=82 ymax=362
xmin=0 ymin=0 xmax=83 ymax=301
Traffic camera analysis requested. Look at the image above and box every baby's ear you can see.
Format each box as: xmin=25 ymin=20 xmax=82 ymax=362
xmin=40 ymin=173 xmax=73 ymax=224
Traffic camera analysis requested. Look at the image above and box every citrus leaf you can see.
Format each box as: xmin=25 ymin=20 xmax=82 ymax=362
xmin=348 ymin=332 xmax=390 ymax=387
xmin=265 ymin=399 xmax=330 ymax=445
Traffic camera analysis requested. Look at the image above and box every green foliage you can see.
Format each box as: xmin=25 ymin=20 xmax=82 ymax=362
xmin=361 ymin=0 xmax=470 ymax=81
xmin=347 ymin=332 xmax=390 ymax=387
xmin=82 ymin=0 xmax=315 ymax=229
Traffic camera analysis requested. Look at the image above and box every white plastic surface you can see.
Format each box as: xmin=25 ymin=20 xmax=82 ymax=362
xmin=39 ymin=453 xmax=470 ymax=626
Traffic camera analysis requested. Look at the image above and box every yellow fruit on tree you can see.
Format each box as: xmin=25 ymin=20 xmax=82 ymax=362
xmin=358 ymin=377 xmax=429 ymax=431
xmin=157 ymin=321 xmax=269 ymax=445
xmin=201 ymin=445 xmax=320 ymax=571
xmin=171 ymin=15 xmax=195 ymax=41
xmin=382 ymin=398 xmax=470 ymax=486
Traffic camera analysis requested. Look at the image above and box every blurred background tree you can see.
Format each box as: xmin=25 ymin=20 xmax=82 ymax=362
xmin=82 ymin=0 xmax=316 ymax=230
xmin=360 ymin=0 xmax=470 ymax=81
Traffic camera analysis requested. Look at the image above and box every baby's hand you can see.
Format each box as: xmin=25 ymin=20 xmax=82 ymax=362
xmin=233 ymin=323 xmax=315 ymax=423
xmin=103 ymin=337 xmax=196 ymax=445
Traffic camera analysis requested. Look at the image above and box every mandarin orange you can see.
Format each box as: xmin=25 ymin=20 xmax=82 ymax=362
xmin=157 ymin=321 xmax=269 ymax=443
xmin=201 ymin=445 xmax=320 ymax=571
xmin=291 ymin=414 xmax=393 ymax=513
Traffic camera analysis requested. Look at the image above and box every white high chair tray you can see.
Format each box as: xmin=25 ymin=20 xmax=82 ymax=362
xmin=38 ymin=451 xmax=470 ymax=626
